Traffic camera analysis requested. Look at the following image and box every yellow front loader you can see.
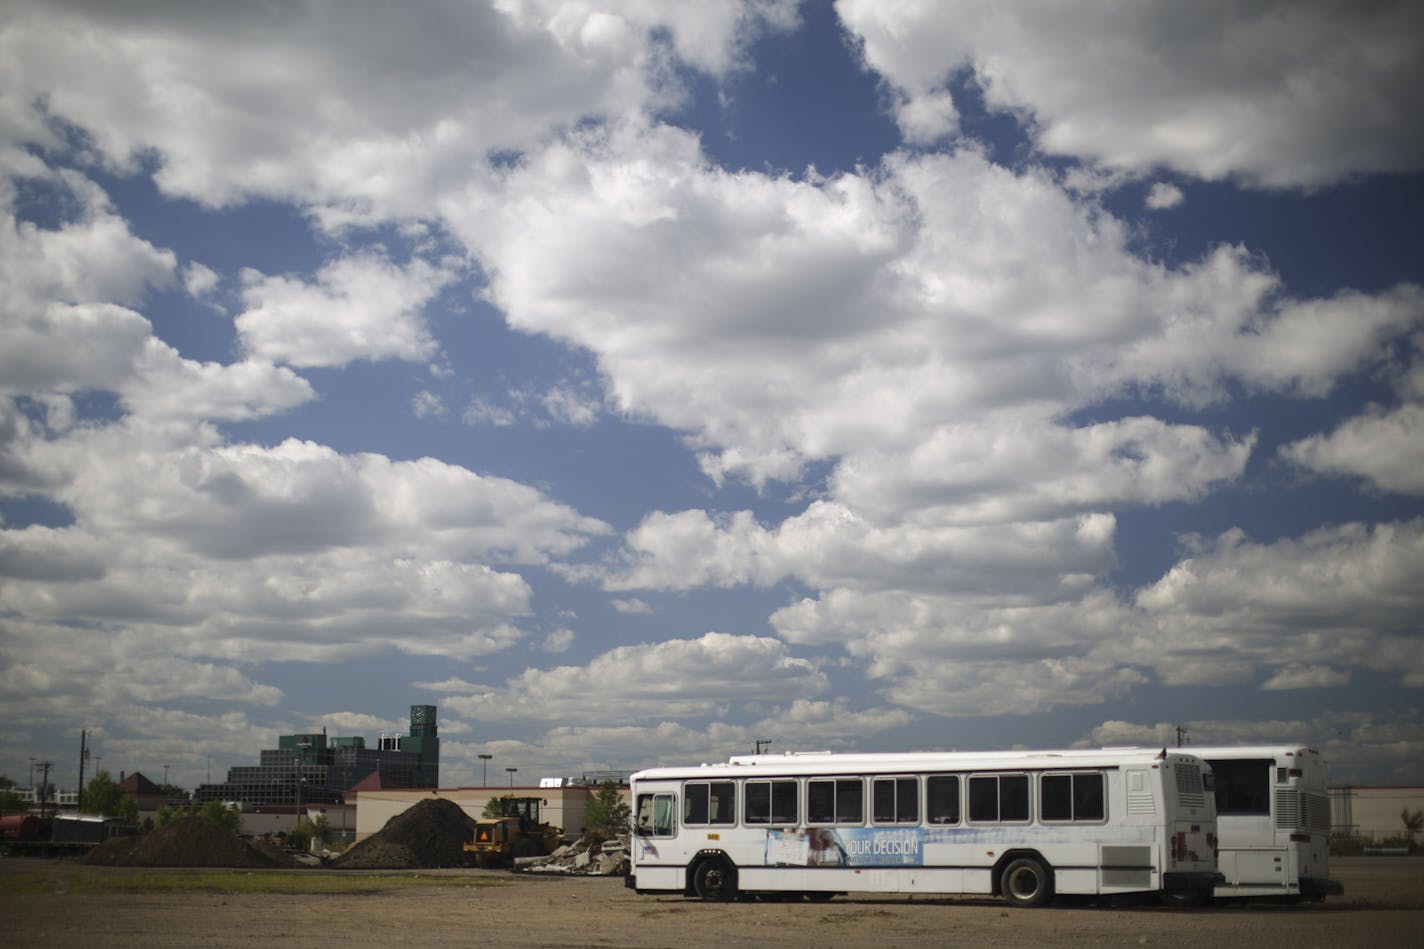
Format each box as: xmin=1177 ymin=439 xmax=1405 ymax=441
xmin=464 ymin=796 xmax=562 ymax=868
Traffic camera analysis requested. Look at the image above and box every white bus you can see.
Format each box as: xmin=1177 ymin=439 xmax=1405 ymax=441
xmin=1189 ymin=745 xmax=1342 ymax=902
xmin=627 ymin=748 xmax=1220 ymax=906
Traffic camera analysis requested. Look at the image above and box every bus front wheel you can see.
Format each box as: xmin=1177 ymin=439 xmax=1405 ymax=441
xmin=692 ymin=857 xmax=738 ymax=902
xmin=1001 ymin=856 xmax=1054 ymax=908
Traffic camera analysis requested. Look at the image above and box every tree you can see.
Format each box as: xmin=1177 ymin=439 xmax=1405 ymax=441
xmin=198 ymin=800 xmax=242 ymax=836
xmin=482 ymin=795 xmax=517 ymax=817
xmin=0 ymin=773 xmax=19 ymax=818
xmin=157 ymin=800 xmax=241 ymax=835
xmin=582 ymin=780 xmax=631 ymax=837
xmin=157 ymin=783 xmax=190 ymax=804
xmin=287 ymin=814 xmax=332 ymax=852
xmin=1402 ymin=808 xmax=1423 ymax=848
xmin=0 ymin=789 xmax=27 ymax=815
xmin=83 ymin=770 xmax=139 ymax=822
xmin=286 ymin=821 xmax=312 ymax=852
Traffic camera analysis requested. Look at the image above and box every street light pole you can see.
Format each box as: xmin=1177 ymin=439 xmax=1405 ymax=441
xmin=478 ymin=754 xmax=492 ymax=787
xmin=506 ymin=767 xmax=517 ymax=787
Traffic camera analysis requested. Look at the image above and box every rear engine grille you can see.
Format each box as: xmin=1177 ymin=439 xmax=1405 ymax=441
xmin=1275 ymin=789 xmax=1301 ymax=830
xmin=1175 ymin=764 xmax=1206 ymax=808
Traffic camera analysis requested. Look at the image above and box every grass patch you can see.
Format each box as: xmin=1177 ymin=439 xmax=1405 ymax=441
xmin=0 ymin=869 xmax=508 ymax=896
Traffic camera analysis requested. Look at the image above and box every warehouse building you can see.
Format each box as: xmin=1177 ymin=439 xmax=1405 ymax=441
xmin=1331 ymin=785 xmax=1424 ymax=841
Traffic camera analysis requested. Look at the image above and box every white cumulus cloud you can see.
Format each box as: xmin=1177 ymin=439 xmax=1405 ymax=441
xmin=837 ymin=0 xmax=1424 ymax=187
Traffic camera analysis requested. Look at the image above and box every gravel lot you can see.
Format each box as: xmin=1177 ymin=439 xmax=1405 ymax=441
xmin=3 ymin=855 xmax=1420 ymax=947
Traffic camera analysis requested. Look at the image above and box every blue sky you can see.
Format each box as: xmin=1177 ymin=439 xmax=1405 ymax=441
xmin=2 ymin=1 xmax=1422 ymax=793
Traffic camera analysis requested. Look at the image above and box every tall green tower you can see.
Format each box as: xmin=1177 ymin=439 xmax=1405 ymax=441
xmin=402 ymin=704 xmax=439 ymax=787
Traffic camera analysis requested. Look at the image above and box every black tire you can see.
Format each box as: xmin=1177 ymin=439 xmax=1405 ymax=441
xmin=692 ymin=857 xmax=738 ymax=902
xmin=1160 ymin=888 xmax=1213 ymax=908
xmin=511 ymin=837 xmax=540 ymax=861
xmin=1001 ymin=856 xmax=1054 ymax=908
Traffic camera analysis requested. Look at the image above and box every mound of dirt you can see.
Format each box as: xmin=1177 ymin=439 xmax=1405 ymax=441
xmin=79 ymin=834 xmax=144 ymax=866
xmin=83 ymin=816 xmax=298 ymax=868
xmin=330 ymin=798 xmax=477 ymax=869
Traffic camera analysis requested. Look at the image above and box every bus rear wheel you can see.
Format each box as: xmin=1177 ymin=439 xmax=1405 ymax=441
xmin=693 ymin=857 xmax=738 ymax=902
xmin=1001 ymin=856 xmax=1054 ymax=908
xmin=1160 ymin=888 xmax=1213 ymax=908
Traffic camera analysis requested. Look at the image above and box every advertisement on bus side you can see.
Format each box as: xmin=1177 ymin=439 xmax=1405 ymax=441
xmin=766 ymin=827 xmax=924 ymax=867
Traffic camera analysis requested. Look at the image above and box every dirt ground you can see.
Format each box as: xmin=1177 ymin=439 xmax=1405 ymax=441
xmin=3 ymin=855 xmax=1421 ymax=948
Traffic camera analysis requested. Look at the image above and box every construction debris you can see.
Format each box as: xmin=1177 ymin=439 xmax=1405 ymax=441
xmin=516 ymin=833 xmax=629 ymax=875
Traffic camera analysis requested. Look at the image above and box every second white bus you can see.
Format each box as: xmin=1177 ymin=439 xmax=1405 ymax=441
xmin=627 ymin=747 xmax=1220 ymax=905
xmin=1189 ymin=745 xmax=1342 ymax=901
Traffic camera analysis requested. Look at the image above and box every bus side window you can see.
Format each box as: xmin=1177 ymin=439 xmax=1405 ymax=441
xmin=1041 ymin=772 xmax=1104 ymax=822
xmin=811 ymin=778 xmax=864 ymax=824
xmin=808 ymin=780 xmax=835 ymax=824
xmin=896 ymin=777 xmax=919 ymax=823
xmin=968 ymin=775 xmax=998 ymax=821
xmin=745 ymin=780 xmax=798 ymax=825
xmin=873 ymin=778 xmax=895 ymax=822
xmin=684 ymin=783 xmax=710 ymax=824
xmin=1000 ymin=774 xmax=1029 ymax=821
xmin=709 ymin=781 xmax=736 ymax=824
xmin=927 ymin=775 xmax=960 ymax=824
xmin=771 ymin=780 xmax=798 ymax=824
xmin=745 ymin=781 xmax=772 ymax=824
xmin=1075 ymin=773 xmax=1105 ymax=821
xmin=872 ymin=777 xmax=918 ymax=824
xmin=636 ymin=792 xmax=676 ymax=837
xmin=836 ymin=779 xmax=864 ymax=823
xmin=969 ymin=774 xmax=1029 ymax=823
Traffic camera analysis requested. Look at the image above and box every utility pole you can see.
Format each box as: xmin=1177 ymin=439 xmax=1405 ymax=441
xmin=478 ymin=754 xmax=492 ymax=787
xmin=1175 ymin=725 xmax=1188 ymax=748
xmin=36 ymin=761 xmax=52 ymax=821
xmin=754 ymin=738 xmax=772 ymax=755
xmin=77 ymin=730 xmax=88 ymax=812
xmin=506 ymin=767 xmax=517 ymax=787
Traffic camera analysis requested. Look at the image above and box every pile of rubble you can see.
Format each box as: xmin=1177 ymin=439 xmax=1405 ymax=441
xmin=517 ymin=834 xmax=629 ymax=876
